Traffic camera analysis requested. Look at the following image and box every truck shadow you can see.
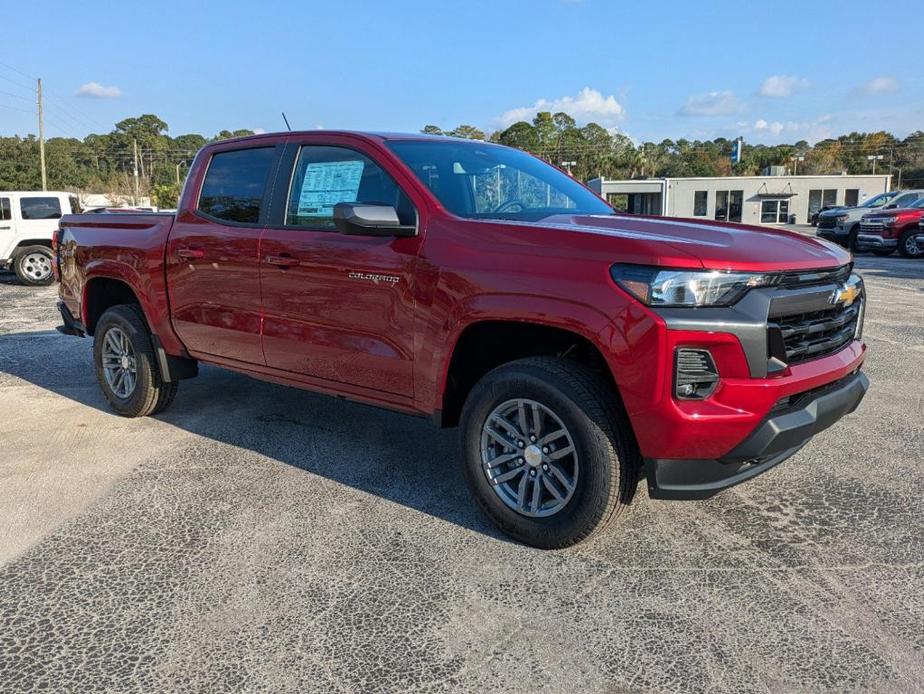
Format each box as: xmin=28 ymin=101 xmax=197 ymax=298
xmin=0 ymin=329 xmax=511 ymax=543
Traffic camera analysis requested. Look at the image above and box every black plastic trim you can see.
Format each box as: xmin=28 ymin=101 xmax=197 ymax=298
xmin=722 ymin=370 xmax=868 ymax=463
xmin=56 ymin=301 xmax=85 ymax=337
xmin=151 ymin=335 xmax=199 ymax=383
xmin=645 ymin=370 xmax=868 ymax=500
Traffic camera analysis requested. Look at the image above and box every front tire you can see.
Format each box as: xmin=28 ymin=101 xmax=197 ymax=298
xmin=13 ymin=246 xmax=54 ymax=286
xmin=93 ymin=305 xmax=178 ymax=417
xmin=460 ymin=357 xmax=640 ymax=549
xmin=898 ymin=229 xmax=924 ymax=259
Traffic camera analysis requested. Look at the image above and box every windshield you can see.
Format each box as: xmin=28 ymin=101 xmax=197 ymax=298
xmin=860 ymin=192 xmax=896 ymax=208
xmin=387 ymin=139 xmax=613 ymax=221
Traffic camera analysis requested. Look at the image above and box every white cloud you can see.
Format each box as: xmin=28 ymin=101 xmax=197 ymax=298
xmin=75 ymin=81 xmax=121 ymax=98
xmin=754 ymin=119 xmax=785 ymax=135
xmin=737 ymin=115 xmax=834 ymax=143
xmin=759 ymin=75 xmax=809 ymax=98
xmin=252 ymin=128 xmax=266 ymax=135
xmin=854 ymin=76 xmax=900 ymax=96
xmin=496 ymin=87 xmax=624 ymax=127
xmin=678 ymin=90 xmax=744 ymax=117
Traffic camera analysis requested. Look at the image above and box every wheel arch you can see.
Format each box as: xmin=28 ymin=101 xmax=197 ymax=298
xmin=13 ymin=239 xmax=53 ymax=252
xmin=82 ymin=276 xmax=148 ymax=336
xmin=436 ymin=316 xmax=621 ymax=428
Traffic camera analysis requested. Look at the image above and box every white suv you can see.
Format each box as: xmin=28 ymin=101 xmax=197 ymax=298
xmin=0 ymin=192 xmax=80 ymax=286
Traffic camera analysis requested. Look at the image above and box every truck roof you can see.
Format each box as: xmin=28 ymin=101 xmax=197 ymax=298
xmin=211 ymin=130 xmax=492 ymax=146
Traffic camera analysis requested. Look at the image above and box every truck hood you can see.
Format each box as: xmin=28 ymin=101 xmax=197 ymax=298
xmin=863 ymin=208 xmax=923 ymax=221
xmin=522 ymin=214 xmax=851 ymax=272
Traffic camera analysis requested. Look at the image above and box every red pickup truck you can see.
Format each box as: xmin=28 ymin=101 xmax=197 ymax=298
xmin=856 ymin=197 xmax=924 ymax=258
xmin=55 ymin=131 xmax=868 ymax=548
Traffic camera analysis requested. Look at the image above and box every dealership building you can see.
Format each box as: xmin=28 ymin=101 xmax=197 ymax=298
xmin=587 ymin=173 xmax=892 ymax=225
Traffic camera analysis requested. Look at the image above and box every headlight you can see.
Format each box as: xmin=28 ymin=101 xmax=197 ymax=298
xmin=611 ymin=264 xmax=778 ymax=307
xmin=835 ymin=214 xmax=849 ymax=224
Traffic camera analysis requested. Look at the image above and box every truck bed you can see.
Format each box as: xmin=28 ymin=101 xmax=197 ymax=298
xmin=57 ymin=212 xmax=181 ymax=352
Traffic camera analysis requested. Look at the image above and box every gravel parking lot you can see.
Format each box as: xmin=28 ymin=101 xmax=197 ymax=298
xmin=1 ymin=245 xmax=922 ymax=692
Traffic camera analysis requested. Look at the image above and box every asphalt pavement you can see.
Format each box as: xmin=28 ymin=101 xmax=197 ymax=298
xmin=0 ymin=246 xmax=922 ymax=693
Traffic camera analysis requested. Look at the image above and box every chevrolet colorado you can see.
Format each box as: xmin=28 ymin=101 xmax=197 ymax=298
xmin=55 ymin=132 xmax=869 ymax=548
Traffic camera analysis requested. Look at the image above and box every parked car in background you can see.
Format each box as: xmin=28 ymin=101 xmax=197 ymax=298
xmin=856 ymin=197 xmax=924 ymax=258
xmin=0 ymin=191 xmax=80 ymax=285
xmin=810 ymin=204 xmax=842 ymax=226
xmin=55 ymin=131 xmax=868 ymax=548
xmin=816 ymin=190 xmax=920 ymax=250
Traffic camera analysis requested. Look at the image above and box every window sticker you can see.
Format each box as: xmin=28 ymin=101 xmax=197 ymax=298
xmin=296 ymin=160 xmax=365 ymax=217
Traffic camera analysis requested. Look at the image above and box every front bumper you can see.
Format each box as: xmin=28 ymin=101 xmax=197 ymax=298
xmin=645 ymin=370 xmax=869 ymax=499
xmin=856 ymin=234 xmax=897 ymax=250
xmin=816 ymin=225 xmax=849 ymax=244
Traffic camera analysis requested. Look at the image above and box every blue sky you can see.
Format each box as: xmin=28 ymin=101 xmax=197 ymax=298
xmin=1 ymin=0 xmax=921 ymax=144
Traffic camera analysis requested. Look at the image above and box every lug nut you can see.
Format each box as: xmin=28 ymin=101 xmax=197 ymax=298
xmin=530 ymin=435 xmax=537 ymax=442
xmin=518 ymin=441 xmax=524 ymax=448
xmin=542 ymin=447 xmax=549 ymax=454
xmin=530 ymin=469 xmax=536 ymax=477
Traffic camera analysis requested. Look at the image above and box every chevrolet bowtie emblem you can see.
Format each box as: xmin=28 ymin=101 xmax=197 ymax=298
xmin=830 ymin=282 xmax=860 ymax=307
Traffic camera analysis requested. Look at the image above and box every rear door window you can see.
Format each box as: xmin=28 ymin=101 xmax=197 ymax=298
xmin=20 ymin=196 xmax=62 ymax=220
xmin=0 ymin=197 xmax=10 ymax=221
xmin=198 ymin=147 xmax=276 ymax=224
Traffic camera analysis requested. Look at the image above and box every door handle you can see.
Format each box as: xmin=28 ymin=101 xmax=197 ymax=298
xmin=176 ymin=247 xmax=204 ymax=260
xmin=0 ymin=226 xmax=10 ymax=230
xmin=265 ymin=254 xmax=297 ymax=268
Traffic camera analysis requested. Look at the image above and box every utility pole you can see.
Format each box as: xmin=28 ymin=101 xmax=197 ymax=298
xmin=37 ymin=78 xmax=47 ymax=191
xmin=133 ymin=139 xmax=139 ymax=204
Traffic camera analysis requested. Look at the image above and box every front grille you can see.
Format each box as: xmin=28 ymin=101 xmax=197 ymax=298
xmin=772 ymin=302 xmax=860 ymax=364
xmin=778 ymin=264 xmax=851 ymax=289
xmin=860 ymin=221 xmax=885 ymax=234
xmin=816 ymin=217 xmax=837 ymax=230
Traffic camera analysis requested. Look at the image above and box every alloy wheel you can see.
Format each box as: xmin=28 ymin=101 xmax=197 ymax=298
xmin=480 ymin=398 xmax=579 ymax=518
xmin=101 ymin=327 xmax=137 ymax=399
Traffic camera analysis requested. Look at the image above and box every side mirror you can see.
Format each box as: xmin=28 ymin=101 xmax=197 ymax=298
xmin=333 ymin=203 xmax=416 ymax=237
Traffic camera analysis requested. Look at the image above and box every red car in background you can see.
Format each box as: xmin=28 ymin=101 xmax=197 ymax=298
xmin=857 ymin=198 xmax=924 ymax=258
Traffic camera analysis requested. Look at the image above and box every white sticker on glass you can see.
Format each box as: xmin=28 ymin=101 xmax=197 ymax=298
xmin=297 ymin=160 xmax=365 ymax=217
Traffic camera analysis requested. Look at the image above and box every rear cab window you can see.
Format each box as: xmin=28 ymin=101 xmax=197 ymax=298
xmin=284 ymin=145 xmax=416 ymax=230
xmin=20 ymin=197 xmax=62 ymax=220
xmin=0 ymin=197 xmax=10 ymax=221
xmin=197 ymin=147 xmax=277 ymax=224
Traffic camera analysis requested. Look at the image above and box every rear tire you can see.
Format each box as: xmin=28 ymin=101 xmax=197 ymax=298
xmin=93 ymin=305 xmax=178 ymax=417
xmin=898 ymin=229 xmax=924 ymax=259
xmin=460 ymin=357 xmax=640 ymax=549
xmin=13 ymin=245 xmax=54 ymax=286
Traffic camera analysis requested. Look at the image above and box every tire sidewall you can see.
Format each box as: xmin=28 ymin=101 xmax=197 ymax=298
xmin=93 ymin=307 xmax=158 ymax=416
xmin=15 ymin=247 xmax=54 ymax=286
xmin=461 ymin=366 xmax=619 ymax=548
